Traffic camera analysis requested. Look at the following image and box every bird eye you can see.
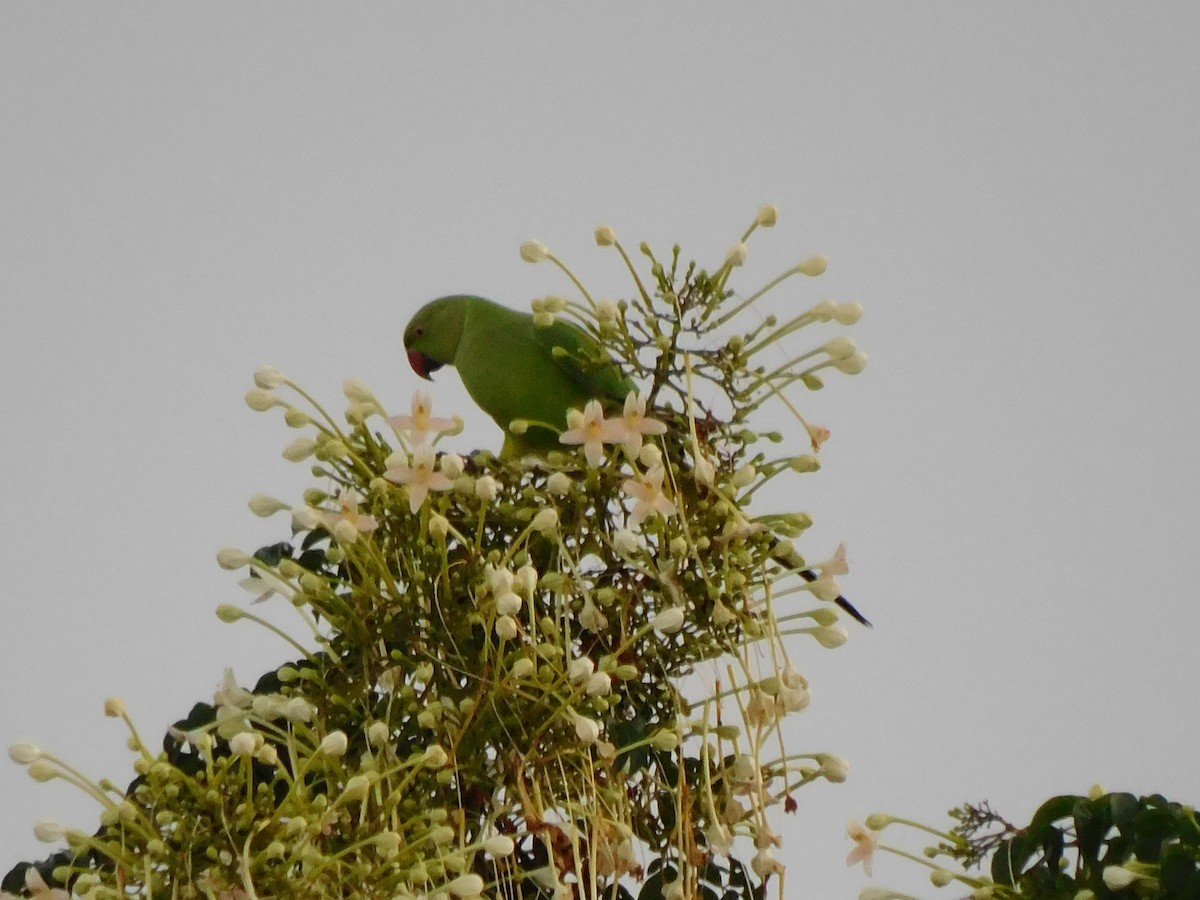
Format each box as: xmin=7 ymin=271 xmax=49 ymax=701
xmin=413 ymin=327 xmax=424 ymax=338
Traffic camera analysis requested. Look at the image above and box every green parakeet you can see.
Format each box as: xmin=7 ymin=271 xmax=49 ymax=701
xmin=403 ymin=294 xmax=871 ymax=627
xmin=404 ymin=294 xmax=634 ymax=459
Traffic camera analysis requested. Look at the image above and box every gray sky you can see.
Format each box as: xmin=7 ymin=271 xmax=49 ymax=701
xmin=3 ymin=5 xmax=1198 ymax=897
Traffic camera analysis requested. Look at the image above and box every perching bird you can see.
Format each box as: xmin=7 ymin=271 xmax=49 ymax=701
xmin=404 ymin=294 xmax=634 ymax=459
xmin=403 ymin=294 xmax=870 ymax=626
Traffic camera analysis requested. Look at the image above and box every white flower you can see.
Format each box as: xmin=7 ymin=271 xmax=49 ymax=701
xmin=238 ymin=568 xmax=294 ymax=604
xmin=387 ymin=390 xmax=457 ymax=446
xmin=622 ymin=466 xmax=677 ymax=527
xmin=845 ymin=819 xmax=879 ymax=876
xmin=560 ymin=399 xmax=623 ymax=466
xmin=315 ymin=489 xmax=379 ymax=542
xmin=611 ymin=392 xmax=667 ymax=456
xmin=725 ymin=243 xmax=748 ymax=267
xmin=385 ymin=446 xmax=453 ymax=513
xmin=594 ymin=225 xmax=617 ymax=246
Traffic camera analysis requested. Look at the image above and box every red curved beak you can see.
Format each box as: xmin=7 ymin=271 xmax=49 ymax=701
xmin=408 ymin=349 xmax=443 ymax=380
xmin=408 ymin=349 xmax=432 ymax=380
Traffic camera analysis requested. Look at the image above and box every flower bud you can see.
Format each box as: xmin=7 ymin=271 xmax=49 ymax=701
xmin=495 ymin=615 xmax=519 ymax=640
xmin=510 ymin=658 xmax=535 ymax=679
xmin=103 ymin=697 xmax=127 ymax=718
xmin=475 ymin=475 xmax=497 ymax=502
xmin=822 ymin=336 xmax=857 ymax=360
xmin=254 ymin=366 xmax=287 ymax=389
xmin=33 ymin=820 xmax=65 ymax=843
xmin=28 ymin=760 xmax=58 ymax=782
xmin=340 ymin=774 xmax=371 ymax=803
xmin=834 ymin=301 xmax=863 ymax=325
xmin=495 ymin=592 xmax=522 ymax=616
xmin=818 ymin=753 xmax=849 ymax=783
xmin=229 ymin=732 xmax=257 ymax=757
xmin=342 ymin=377 xmax=377 ymax=404
xmin=812 ymin=625 xmax=849 ymax=648
xmin=652 ymin=607 xmax=685 ymax=634
xmin=573 ymin=714 xmax=601 ymax=744
xmin=756 ymin=204 xmax=779 ymax=227
xmin=568 ymin=658 xmax=595 ymax=682
xmin=428 ymin=514 xmax=450 ymax=539
xmin=585 ymin=672 xmax=612 ymax=696
xmin=531 ymin=508 xmax=558 ymax=535
xmin=282 ymin=438 xmax=317 ymax=462
xmin=834 ymin=350 xmax=868 ymax=374
xmin=440 ymin=454 xmax=465 ymax=479
xmin=483 ymin=834 xmax=515 ymax=857
xmin=725 ymin=243 xmax=748 ymax=267
xmin=796 ymin=254 xmax=827 ymax=276
xmin=318 ymin=731 xmax=348 ymax=757
xmin=423 ymin=745 xmax=449 ymax=768
xmin=546 ymin=472 xmax=572 ymax=496
xmin=650 ymin=730 xmax=679 ymax=751
xmin=244 ymin=389 xmax=281 ymax=412
xmin=519 ymin=240 xmax=549 ymax=263
xmin=8 ymin=743 xmax=43 ymax=765
xmin=446 ymin=874 xmax=485 ymax=898
xmin=216 ymin=547 xmax=252 ymax=570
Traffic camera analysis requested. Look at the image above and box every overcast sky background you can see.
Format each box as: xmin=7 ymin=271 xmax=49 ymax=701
xmin=2 ymin=6 xmax=1198 ymax=898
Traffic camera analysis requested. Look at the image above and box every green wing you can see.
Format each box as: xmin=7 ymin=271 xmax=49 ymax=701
xmin=532 ymin=319 xmax=634 ymax=404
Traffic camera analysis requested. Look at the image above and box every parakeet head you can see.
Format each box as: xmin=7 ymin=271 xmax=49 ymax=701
xmin=403 ymin=295 xmax=472 ymax=380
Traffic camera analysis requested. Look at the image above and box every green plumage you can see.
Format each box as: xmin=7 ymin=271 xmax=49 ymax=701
xmin=404 ymin=295 xmax=634 ymax=458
